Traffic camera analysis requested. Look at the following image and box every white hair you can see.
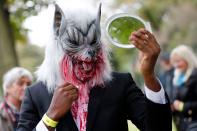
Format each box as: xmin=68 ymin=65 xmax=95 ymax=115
xmin=171 ymin=45 xmax=197 ymax=84
xmin=35 ymin=2 xmax=112 ymax=93
xmin=3 ymin=67 xmax=33 ymax=95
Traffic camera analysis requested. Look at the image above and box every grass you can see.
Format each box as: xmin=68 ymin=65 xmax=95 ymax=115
xmin=128 ymin=120 xmax=177 ymax=131
xmin=128 ymin=121 xmax=139 ymax=131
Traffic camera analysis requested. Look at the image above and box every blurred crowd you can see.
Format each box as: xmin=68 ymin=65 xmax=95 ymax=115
xmin=159 ymin=45 xmax=197 ymax=131
xmin=0 ymin=44 xmax=197 ymax=131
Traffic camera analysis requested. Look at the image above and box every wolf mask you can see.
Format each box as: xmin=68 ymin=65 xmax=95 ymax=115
xmin=36 ymin=3 xmax=112 ymax=93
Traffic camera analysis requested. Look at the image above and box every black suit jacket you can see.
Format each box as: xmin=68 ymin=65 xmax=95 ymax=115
xmin=17 ymin=72 xmax=172 ymax=131
xmin=173 ymin=68 xmax=197 ymax=122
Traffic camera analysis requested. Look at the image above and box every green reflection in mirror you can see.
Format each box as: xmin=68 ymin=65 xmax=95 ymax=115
xmin=108 ymin=16 xmax=145 ymax=45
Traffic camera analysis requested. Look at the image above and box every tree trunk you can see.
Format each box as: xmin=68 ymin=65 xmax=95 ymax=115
xmin=0 ymin=1 xmax=18 ymax=96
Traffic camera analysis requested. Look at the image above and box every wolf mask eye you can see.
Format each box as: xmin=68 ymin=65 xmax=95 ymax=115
xmin=90 ymin=37 xmax=98 ymax=45
xmin=68 ymin=39 xmax=78 ymax=46
xmin=54 ymin=3 xmax=102 ymax=50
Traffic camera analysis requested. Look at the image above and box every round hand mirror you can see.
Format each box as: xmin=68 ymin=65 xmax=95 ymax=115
xmin=105 ymin=13 xmax=152 ymax=48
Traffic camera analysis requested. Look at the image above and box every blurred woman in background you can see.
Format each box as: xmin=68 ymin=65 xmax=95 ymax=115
xmin=170 ymin=45 xmax=197 ymax=131
xmin=0 ymin=67 xmax=32 ymax=131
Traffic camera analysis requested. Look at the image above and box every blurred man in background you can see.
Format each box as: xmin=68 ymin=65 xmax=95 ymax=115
xmin=0 ymin=67 xmax=32 ymax=131
xmin=159 ymin=52 xmax=174 ymax=103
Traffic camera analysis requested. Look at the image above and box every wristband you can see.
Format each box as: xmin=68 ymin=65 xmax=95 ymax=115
xmin=42 ymin=113 xmax=58 ymax=128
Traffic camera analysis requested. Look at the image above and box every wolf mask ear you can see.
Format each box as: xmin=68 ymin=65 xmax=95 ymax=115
xmin=97 ymin=3 xmax=101 ymax=23
xmin=96 ymin=3 xmax=102 ymax=37
xmin=54 ymin=4 xmax=64 ymax=36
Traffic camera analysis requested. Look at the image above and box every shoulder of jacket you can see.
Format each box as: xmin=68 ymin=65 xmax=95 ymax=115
xmin=189 ymin=68 xmax=197 ymax=80
xmin=27 ymin=81 xmax=47 ymax=93
xmin=112 ymin=71 xmax=132 ymax=79
xmin=0 ymin=102 xmax=9 ymax=120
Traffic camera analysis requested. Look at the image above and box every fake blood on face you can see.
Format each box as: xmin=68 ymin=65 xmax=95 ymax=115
xmin=61 ymin=52 xmax=106 ymax=131
xmin=61 ymin=52 xmax=105 ymax=86
xmin=74 ymin=60 xmax=95 ymax=82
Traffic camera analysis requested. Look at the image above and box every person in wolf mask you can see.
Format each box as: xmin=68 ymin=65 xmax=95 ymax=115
xmin=17 ymin=3 xmax=171 ymax=131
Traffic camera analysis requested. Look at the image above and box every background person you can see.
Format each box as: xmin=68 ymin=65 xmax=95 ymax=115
xmin=0 ymin=67 xmax=32 ymax=131
xmin=159 ymin=52 xmax=174 ymax=103
xmin=170 ymin=45 xmax=197 ymax=131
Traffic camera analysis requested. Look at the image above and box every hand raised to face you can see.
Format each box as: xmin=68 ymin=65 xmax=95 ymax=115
xmin=46 ymin=83 xmax=78 ymax=121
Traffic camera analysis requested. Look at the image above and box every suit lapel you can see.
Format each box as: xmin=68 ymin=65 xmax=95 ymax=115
xmin=58 ymin=86 xmax=105 ymax=131
xmin=57 ymin=111 xmax=78 ymax=131
xmin=66 ymin=111 xmax=79 ymax=131
xmin=86 ymin=86 xmax=106 ymax=131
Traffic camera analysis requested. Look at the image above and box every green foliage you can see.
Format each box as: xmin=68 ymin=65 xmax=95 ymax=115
xmin=139 ymin=0 xmax=183 ymax=30
xmin=7 ymin=0 xmax=53 ymax=43
xmin=0 ymin=0 xmax=52 ymax=97
xmin=158 ymin=1 xmax=197 ymax=51
xmin=17 ymin=44 xmax=44 ymax=74
xmin=111 ymin=46 xmax=137 ymax=71
xmin=140 ymin=3 xmax=166 ymax=30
